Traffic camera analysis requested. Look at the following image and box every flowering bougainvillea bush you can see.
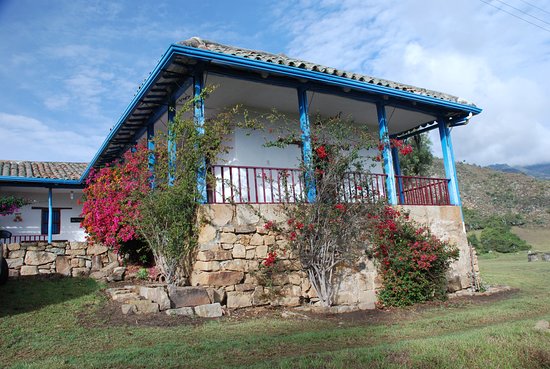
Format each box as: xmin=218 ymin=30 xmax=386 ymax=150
xmin=0 ymin=195 xmax=30 ymax=215
xmin=81 ymin=142 xmax=151 ymax=251
xmin=366 ymin=206 xmax=458 ymax=307
xmin=263 ymin=116 xmax=457 ymax=307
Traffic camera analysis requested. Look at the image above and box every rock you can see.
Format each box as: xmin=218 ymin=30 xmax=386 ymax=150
xmin=196 ymin=250 xmax=232 ymax=262
xmin=8 ymin=250 xmax=25 ymax=259
xmin=542 ymin=253 xmax=550 ymax=262
xmin=139 ymin=286 xmax=171 ymax=311
xmin=250 ymin=233 xmax=264 ymax=246
xmin=111 ymin=267 xmax=126 ymax=281
xmin=65 ymin=249 xmax=86 ymax=256
xmin=232 ymin=244 xmax=246 ymax=258
xmin=221 ymin=226 xmax=235 ymax=233
xmin=206 ymin=287 xmax=226 ymax=304
xmin=227 ymin=291 xmax=253 ymax=308
xmin=121 ymin=304 xmax=137 ymax=315
xmin=55 ymin=256 xmax=72 ymax=276
xmin=20 ymin=266 xmax=38 ymax=276
xmin=256 ymin=245 xmax=268 ymax=258
xmin=234 ymin=225 xmax=256 ymax=234
xmin=264 ymin=235 xmax=276 ymax=245
xmin=47 ymin=247 xmax=66 ymax=255
xmin=165 ymin=307 xmax=195 ymax=316
xmin=534 ymin=320 xmax=549 ymax=331
xmin=7 ymin=243 xmax=21 ymax=251
xmin=245 ymin=249 xmax=255 ymax=259
xmin=235 ymin=283 xmax=255 ymax=292
xmin=193 ymin=271 xmax=244 ymax=287
xmin=220 ymin=259 xmax=247 ymax=272
xmin=447 ymin=275 xmax=462 ymax=292
xmin=198 ymin=224 xmax=217 ymax=244
xmin=168 ymin=286 xmax=211 ymax=308
xmin=113 ymin=292 xmax=140 ymax=303
xmin=194 ymin=303 xmax=223 ymax=318
xmin=86 ymin=244 xmax=108 ymax=255
xmin=26 ymin=245 xmax=45 ymax=251
xmin=89 ymin=271 xmax=106 ymax=280
xmin=72 ymin=267 xmax=89 ymax=277
xmin=219 ymin=232 xmax=237 ymax=244
xmin=528 ymin=252 xmax=539 ymax=262
xmin=6 ymin=257 xmax=24 ymax=268
xmin=8 ymin=269 xmax=19 ymax=278
xmin=69 ymin=241 xmax=87 ymax=249
xmin=256 ymin=226 xmax=269 ymax=235
xmin=131 ymin=300 xmax=159 ymax=314
xmin=24 ymin=251 xmax=56 ymax=266
xmin=200 ymin=204 xmax=234 ymax=227
xmin=101 ymin=260 xmax=120 ymax=275
xmin=194 ymin=261 xmax=221 ymax=272
xmin=91 ymin=255 xmax=103 ymax=271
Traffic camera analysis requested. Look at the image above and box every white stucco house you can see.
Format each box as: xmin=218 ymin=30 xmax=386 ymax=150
xmin=1 ymin=37 xmax=481 ymax=248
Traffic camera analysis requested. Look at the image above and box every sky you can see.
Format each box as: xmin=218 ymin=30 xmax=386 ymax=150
xmin=0 ymin=0 xmax=549 ymax=167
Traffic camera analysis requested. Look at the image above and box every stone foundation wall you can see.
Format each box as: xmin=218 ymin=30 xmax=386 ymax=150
xmin=2 ymin=241 xmax=116 ymax=278
xmin=193 ymin=204 xmax=478 ymax=310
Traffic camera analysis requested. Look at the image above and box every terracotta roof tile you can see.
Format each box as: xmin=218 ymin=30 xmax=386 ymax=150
xmin=179 ymin=37 xmax=475 ymax=107
xmin=0 ymin=161 xmax=87 ymax=180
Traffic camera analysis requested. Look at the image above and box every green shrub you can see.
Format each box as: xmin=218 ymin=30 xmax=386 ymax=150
xmin=479 ymin=226 xmax=531 ymax=253
xmin=136 ymin=268 xmax=149 ymax=280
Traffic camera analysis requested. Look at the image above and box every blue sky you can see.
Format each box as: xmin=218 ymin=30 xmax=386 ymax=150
xmin=1 ymin=0 xmax=549 ymax=166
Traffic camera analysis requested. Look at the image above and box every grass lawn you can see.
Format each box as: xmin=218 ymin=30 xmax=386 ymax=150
xmin=1 ymin=232 xmax=549 ymax=368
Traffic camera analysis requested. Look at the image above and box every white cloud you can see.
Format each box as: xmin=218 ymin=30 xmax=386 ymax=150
xmin=0 ymin=113 xmax=102 ymax=162
xmin=276 ymin=0 xmax=550 ymax=166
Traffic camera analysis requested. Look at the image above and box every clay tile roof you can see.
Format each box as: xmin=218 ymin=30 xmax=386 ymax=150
xmin=179 ymin=37 xmax=475 ymax=107
xmin=0 ymin=161 xmax=87 ymax=180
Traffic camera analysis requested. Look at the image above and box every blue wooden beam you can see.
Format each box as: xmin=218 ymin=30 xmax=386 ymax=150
xmin=377 ymin=102 xmax=397 ymax=205
xmin=391 ymin=146 xmax=405 ymax=204
xmin=167 ymin=100 xmax=176 ymax=186
xmin=147 ymin=122 xmax=155 ymax=188
xmin=47 ymin=188 xmax=53 ymax=243
xmin=438 ymin=118 xmax=461 ymax=206
xmin=194 ymin=71 xmax=207 ymax=203
xmin=297 ymin=88 xmax=316 ymax=203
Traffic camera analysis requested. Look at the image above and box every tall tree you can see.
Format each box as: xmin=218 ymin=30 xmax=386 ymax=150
xmin=400 ymin=133 xmax=433 ymax=176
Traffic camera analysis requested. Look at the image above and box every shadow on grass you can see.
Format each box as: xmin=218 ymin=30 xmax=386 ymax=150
xmin=0 ymin=275 xmax=100 ymax=318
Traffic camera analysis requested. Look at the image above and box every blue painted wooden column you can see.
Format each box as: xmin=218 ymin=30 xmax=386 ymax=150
xmin=167 ymin=100 xmax=176 ymax=186
xmin=47 ymin=188 xmax=53 ymax=243
xmin=438 ymin=118 xmax=461 ymax=206
xmin=194 ymin=71 xmax=207 ymax=203
xmin=376 ymin=102 xmax=397 ymax=205
xmin=391 ymin=145 xmax=405 ymax=204
xmin=297 ymin=88 xmax=316 ymax=203
xmin=147 ymin=122 xmax=155 ymax=188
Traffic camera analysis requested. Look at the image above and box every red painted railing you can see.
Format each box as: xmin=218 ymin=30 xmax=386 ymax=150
xmin=210 ymin=165 xmax=305 ymax=204
xmin=0 ymin=234 xmax=48 ymax=244
xmin=337 ymin=172 xmax=387 ymax=203
xmin=209 ymin=165 xmax=451 ymax=206
xmin=396 ymin=176 xmax=450 ymax=206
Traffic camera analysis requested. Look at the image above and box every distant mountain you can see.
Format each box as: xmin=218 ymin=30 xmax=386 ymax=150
xmin=487 ymin=163 xmax=550 ymax=180
xmin=430 ymin=159 xmax=550 ymax=226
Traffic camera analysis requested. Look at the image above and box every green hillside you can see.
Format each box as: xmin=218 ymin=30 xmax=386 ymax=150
xmin=430 ymin=159 xmax=550 ymax=226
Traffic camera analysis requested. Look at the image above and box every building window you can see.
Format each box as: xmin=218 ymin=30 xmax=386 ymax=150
xmin=41 ymin=209 xmax=60 ymax=235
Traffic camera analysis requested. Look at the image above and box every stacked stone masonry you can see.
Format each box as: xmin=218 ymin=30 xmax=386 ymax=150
xmin=2 ymin=241 xmax=115 ymax=278
xmin=193 ymin=204 xmax=478 ymax=310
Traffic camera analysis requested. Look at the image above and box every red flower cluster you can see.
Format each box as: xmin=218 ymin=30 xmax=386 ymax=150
xmin=315 ymin=145 xmax=328 ymax=159
xmin=264 ymin=221 xmax=274 ymax=230
xmin=263 ymin=251 xmax=277 ymax=267
xmin=334 ymin=203 xmax=346 ymax=212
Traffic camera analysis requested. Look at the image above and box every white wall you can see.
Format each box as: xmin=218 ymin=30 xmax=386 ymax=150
xmin=0 ymin=187 xmax=85 ymax=242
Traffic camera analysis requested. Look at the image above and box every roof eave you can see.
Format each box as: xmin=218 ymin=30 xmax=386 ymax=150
xmin=81 ymin=43 xmax=483 ymax=182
